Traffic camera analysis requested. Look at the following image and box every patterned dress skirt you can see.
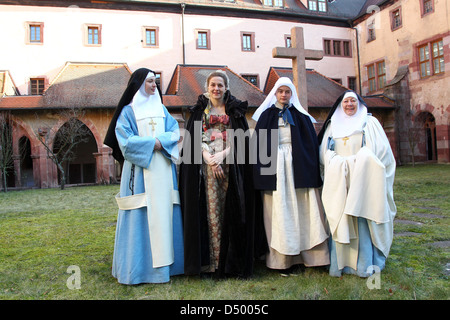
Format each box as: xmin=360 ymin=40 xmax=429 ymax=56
xmin=200 ymin=111 xmax=231 ymax=272
xmin=202 ymin=163 xmax=229 ymax=272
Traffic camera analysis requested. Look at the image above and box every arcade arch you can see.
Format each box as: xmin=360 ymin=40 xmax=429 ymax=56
xmin=53 ymin=119 xmax=98 ymax=185
xmin=414 ymin=111 xmax=437 ymax=162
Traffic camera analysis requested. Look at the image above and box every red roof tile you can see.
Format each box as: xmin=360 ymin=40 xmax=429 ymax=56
xmin=0 ymin=63 xmax=394 ymax=111
xmin=165 ymin=65 xmax=265 ymax=108
xmin=0 ymin=95 xmax=43 ymax=109
xmin=264 ymin=67 xmax=395 ymax=109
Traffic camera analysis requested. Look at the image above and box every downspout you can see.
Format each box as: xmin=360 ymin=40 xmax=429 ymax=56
xmin=181 ymin=3 xmax=186 ymax=65
xmin=349 ymin=20 xmax=362 ymax=94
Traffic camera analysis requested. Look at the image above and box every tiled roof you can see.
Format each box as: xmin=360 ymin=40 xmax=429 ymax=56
xmin=324 ymin=0 xmax=369 ymax=19
xmin=44 ymin=0 xmax=370 ymax=22
xmin=164 ymin=64 xmax=265 ymax=108
xmin=194 ymin=0 xmax=368 ymax=19
xmin=0 ymin=62 xmax=132 ymax=110
xmin=264 ymin=67 xmax=349 ymax=107
xmin=264 ymin=66 xmax=394 ymax=109
xmin=363 ymin=95 xmax=395 ymax=108
xmin=42 ymin=62 xmax=132 ymax=108
xmin=0 ymin=63 xmax=265 ymax=110
xmin=0 ymin=95 xmax=42 ymax=109
xmin=354 ymin=0 xmax=387 ymax=18
xmin=0 ymin=63 xmax=394 ymax=111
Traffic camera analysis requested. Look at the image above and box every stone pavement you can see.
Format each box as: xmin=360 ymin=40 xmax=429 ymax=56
xmin=393 ymin=211 xmax=449 ymax=276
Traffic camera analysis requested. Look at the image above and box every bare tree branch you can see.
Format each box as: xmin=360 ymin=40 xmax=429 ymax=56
xmin=35 ymin=107 xmax=92 ymax=190
xmin=0 ymin=111 xmax=14 ymax=192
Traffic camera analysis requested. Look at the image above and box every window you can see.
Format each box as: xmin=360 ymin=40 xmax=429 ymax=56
xmin=432 ymin=40 xmax=445 ymax=75
xmin=348 ymin=77 xmax=357 ymax=92
xmin=318 ymin=0 xmax=327 ymax=12
xmin=285 ymin=35 xmax=291 ymax=48
xmin=419 ymin=39 xmax=444 ymax=78
xmin=333 ymin=41 xmax=341 ymax=56
xmin=241 ymin=74 xmax=259 ymax=87
xmin=419 ymin=45 xmax=431 ymax=77
xmin=196 ymin=29 xmax=210 ymax=50
xmin=85 ymin=24 xmax=101 ymax=46
xmin=366 ymin=60 xmax=386 ymax=93
xmin=143 ymin=27 xmax=159 ymax=47
xmin=241 ymin=32 xmax=255 ymax=52
xmin=324 ymin=40 xmax=331 ymax=55
xmin=154 ymin=72 xmax=162 ymax=88
xmin=27 ymin=22 xmax=43 ymax=44
xmin=198 ymin=32 xmax=207 ymax=48
xmin=88 ymin=27 xmax=99 ymax=44
xmin=390 ymin=8 xmax=402 ymax=31
xmin=377 ymin=61 xmax=386 ymax=89
xmin=30 ymin=78 xmax=45 ymax=95
xmin=367 ymin=20 xmax=376 ymax=42
xmin=308 ymin=0 xmax=327 ymax=12
xmin=323 ymin=39 xmax=352 ymax=57
xmin=421 ymin=0 xmax=434 ymax=17
xmin=367 ymin=64 xmax=376 ymax=93
xmin=343 ymin=41 xmax=351 ymax=57
xmin=263 ymin=0 xmax=284 ymax=7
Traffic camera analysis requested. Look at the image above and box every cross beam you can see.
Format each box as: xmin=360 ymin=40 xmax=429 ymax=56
xmin=272 ymin=27 xmax=323 ymax=111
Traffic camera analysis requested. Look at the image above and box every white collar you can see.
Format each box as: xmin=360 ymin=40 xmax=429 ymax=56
xmin=131 ymin=71 xmax=165 ymax=120
xmin=330 ymin=92 xmax=368 ymax=138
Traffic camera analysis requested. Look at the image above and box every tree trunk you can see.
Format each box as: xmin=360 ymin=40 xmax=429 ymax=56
xmin=57 ymin=162 xmax=66 ymax=190
xmin=1 ymin=168 xmax=6 ymax=192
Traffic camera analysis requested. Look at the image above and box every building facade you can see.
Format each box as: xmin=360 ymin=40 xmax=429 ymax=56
xmin=353 ymin=0 xmax=450 ymax=164
xmin=0 ymin=0 xmax=448 ymax=189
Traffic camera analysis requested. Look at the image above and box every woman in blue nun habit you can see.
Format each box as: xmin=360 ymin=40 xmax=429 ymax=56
xmin=104 ymin=68 xmax=184 ymax=284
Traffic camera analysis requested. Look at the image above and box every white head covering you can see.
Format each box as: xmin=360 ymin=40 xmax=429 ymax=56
xmin=252 ymin=77 xmax=316 ymax=123
xmin=131 ymin=71 xmax=165 ymax=120
xmin=330 ymin=91 xmax=368 ymax=138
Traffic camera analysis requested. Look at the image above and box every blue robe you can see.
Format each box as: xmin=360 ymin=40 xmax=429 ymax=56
xmin=112 ymin=104 xmax=184 ymax=284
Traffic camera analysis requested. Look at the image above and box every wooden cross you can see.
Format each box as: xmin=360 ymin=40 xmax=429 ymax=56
xmin=149 ymin=118 xmax=157 ymax=133
xmin=272 ymin=27 xmax=323 ymax=111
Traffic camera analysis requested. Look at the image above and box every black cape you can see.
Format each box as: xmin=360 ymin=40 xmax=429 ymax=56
xmin=179 ymin=91 xmax=266 ymax=278
xmin=317 ymin=90 xmax=368 ymax=145
xmin=104 ymin=68 xmax=163 ymax=163
xmin=253 ymin=105 xmax=322 ymax=190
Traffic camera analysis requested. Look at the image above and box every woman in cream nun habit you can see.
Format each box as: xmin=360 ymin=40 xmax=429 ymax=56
xmin=318 ymin=90 xmax=396 ymax=277
xmin=104 ymin=68 xmax=184 ymax=284
xmin=252 ymin=77 xmax=329 ymax=275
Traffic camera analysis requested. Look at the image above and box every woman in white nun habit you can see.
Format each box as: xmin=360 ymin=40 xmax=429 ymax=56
xmin=317 ymin=90 xmax=396 ymax=277
xmin=252 ymin=77 xmax=329 ymax=275
xmin=104 ymin=68 xmax=184 ymax=284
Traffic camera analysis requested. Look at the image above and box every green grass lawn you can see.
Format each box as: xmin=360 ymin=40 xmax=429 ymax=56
xmin=0 ymin=164 xmax=448 ymax=301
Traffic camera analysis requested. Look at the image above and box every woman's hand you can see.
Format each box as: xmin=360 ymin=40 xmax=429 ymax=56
xmin=203 ymin=150 xmax=226 ymax=180
xmin=154 ymin=138 xmax=162 ymax=151
xmin=202 ymin=150 xmax=214 ymax=165
xmin=208 ymin=147 xmax=230 ymax=166
xmin=211 ymin=164 xmax=225 ymax=180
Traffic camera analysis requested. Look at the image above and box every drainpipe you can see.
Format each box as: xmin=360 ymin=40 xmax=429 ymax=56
xmin=181 ymin=3 xmax=186 ymax=65
xmin=349 ymin=20 xmax=362 ymax=95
